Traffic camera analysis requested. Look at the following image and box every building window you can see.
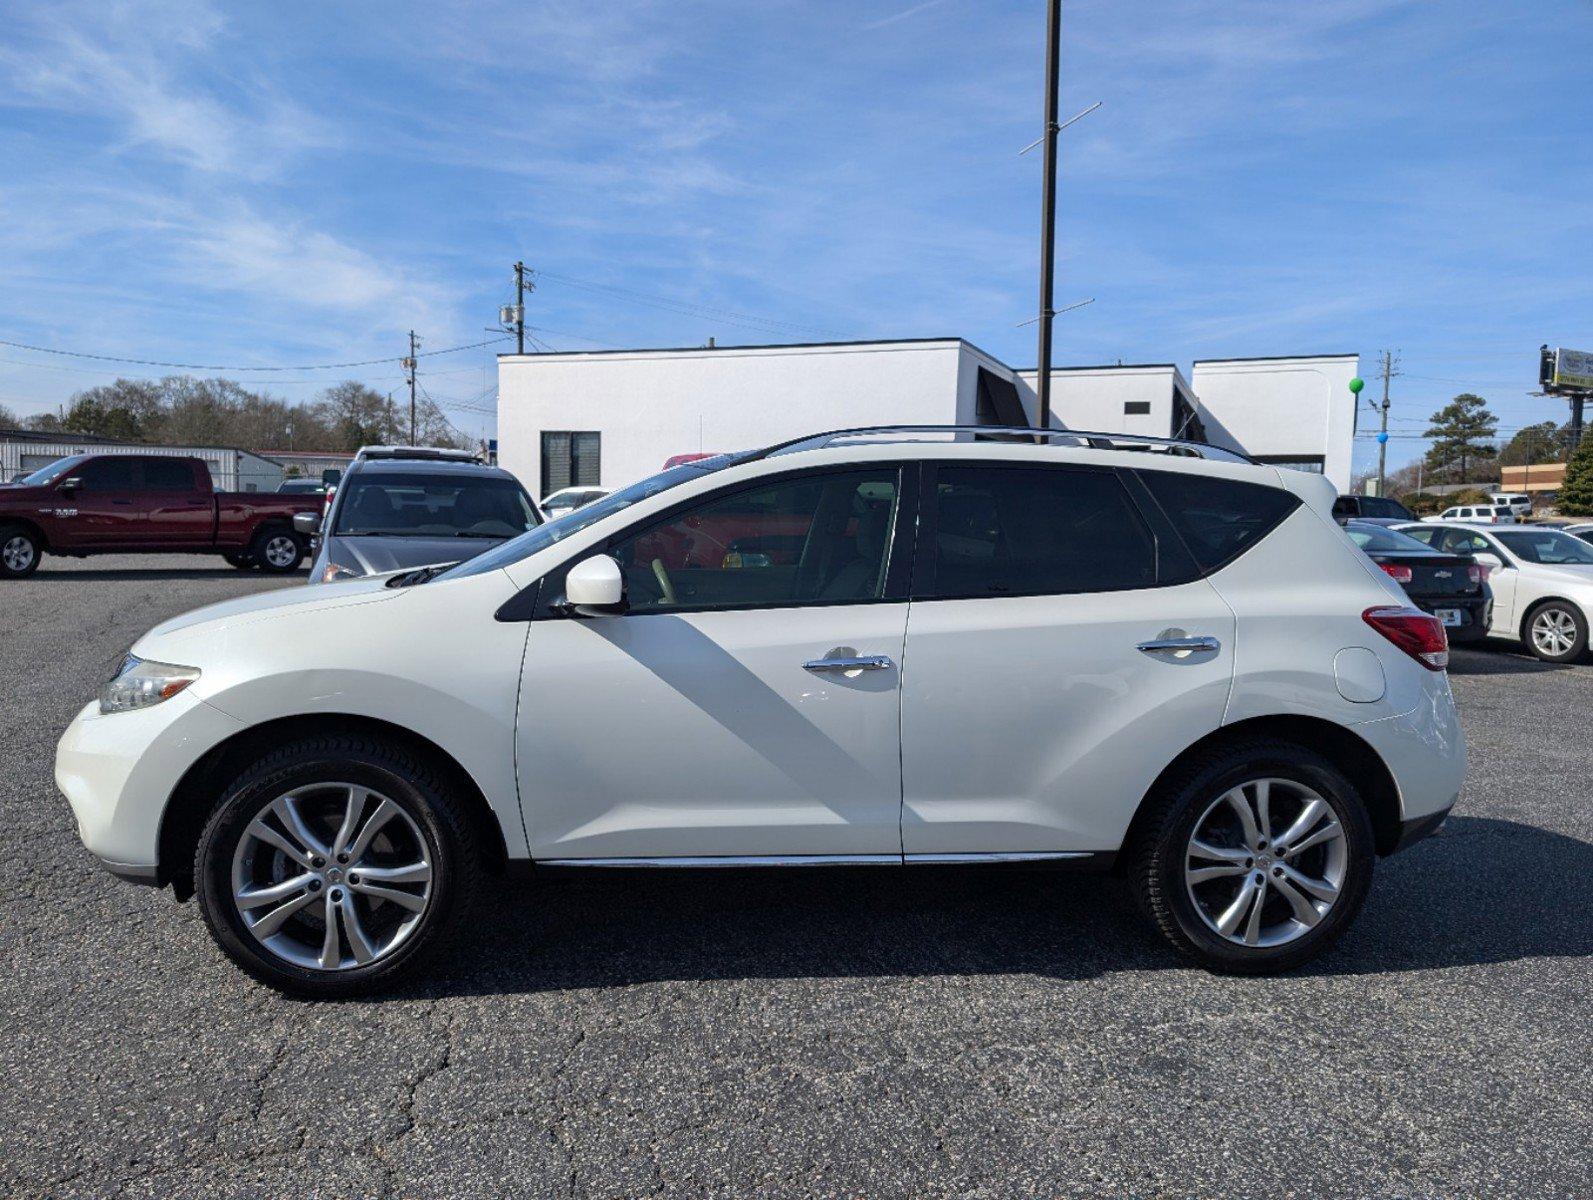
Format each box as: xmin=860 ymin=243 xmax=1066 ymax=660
xmin=541 ymin=431 xmax=601 ymax=496
xmin=1124 ymin=401 xmax=1151 ymax=416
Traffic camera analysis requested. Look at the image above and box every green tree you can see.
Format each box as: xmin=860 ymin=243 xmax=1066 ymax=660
xmin=1498 ymin=421 xmax=1566 ymax=467
xmin=1559 ymin=438 xmax=1593 ymax=516
xmin=1424 ymin=393 xmax=1498 ymax=482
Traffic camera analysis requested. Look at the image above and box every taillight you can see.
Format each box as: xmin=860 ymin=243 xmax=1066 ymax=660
xmin=1468 ymin=563 xmax=1486 ymax=584
xmin=1363 ymin=605 xmax=1449 ymax=671
xmin=1378 ymin=562 xmax=1414 ymax=584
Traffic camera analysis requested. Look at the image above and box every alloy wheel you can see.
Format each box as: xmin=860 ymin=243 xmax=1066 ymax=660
xmin=1530 ymin=607 xmax=1578 ymax=659
xmin=1184 ymin=778 xmax=1347 ymax=948
xmin=262 ymin=535 xmax=299 ymax=569
xmin=3 ymin=535 xmax=35 ymax=572
xmin=230 ymin=784 xmax=433 ymax=971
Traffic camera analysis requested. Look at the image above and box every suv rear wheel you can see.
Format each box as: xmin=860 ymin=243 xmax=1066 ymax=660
xmin=1129 ymin=740 xmax=1374 ymax=974
xmin=195 ymin=735 xmax=480 ymax=996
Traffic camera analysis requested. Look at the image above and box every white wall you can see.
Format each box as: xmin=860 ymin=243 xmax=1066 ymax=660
xmin=1014 ymin=366 xmax=1189 ymax=437
xmin=498 ymin=341 xmax=968 ymax=492
xmin=1190 ymin=356 xmax=1360 ymax=490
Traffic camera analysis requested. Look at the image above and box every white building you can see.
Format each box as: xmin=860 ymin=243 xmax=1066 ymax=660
xmin=496 ymin=339 xmax=1360 ymax=497
xmin=0 ymin=428 xmax=286 ymax=491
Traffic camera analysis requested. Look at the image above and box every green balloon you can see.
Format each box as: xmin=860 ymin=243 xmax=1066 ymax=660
xmin=1348 ymin=377 xmax=1365 ymax=393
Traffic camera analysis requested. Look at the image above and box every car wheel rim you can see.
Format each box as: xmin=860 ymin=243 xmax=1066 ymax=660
xmin=1184 ymin=778 xmax=1347 ymax=949
xmin=263 ymin=535 xmax=297 ymax=568
xmin=1531 ymin=609 xmax=1576 ymax=657
xmin=231 ymin=784 xmax=433 ymax=971
xmin=3 ymin=535 xmax=34 ymax=571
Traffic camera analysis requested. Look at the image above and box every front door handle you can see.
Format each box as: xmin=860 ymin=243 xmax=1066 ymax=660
xmin=1137 ymin=636 xmax=1220 ymax=656
xmin=803 ymin=655 xmax=894 ymax=673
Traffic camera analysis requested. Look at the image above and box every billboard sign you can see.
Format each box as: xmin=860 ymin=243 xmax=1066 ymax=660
xmin=1551 ymin=347 xmax=1593 ymax=391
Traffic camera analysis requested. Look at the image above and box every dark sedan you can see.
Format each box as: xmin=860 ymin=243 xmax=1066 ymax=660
xmin=1346 ymin=520 xmax=1492 ymax=643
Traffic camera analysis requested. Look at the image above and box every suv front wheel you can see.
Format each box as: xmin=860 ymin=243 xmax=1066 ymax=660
xmin=1129 ymin=740 xmax=1374 ymax=974
xmin=195 ymin=735 xmax=480 ymax=996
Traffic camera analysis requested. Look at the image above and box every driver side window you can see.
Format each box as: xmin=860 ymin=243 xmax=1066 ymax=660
xmin=609 ymin=469 xmax=900 ymax=612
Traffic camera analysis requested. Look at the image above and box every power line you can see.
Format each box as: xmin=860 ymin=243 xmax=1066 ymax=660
xmin=0 ymin=335 xmax=510 ymax=372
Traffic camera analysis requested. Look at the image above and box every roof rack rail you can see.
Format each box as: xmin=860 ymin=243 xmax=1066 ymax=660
xmin=758 ymin=425 xmax=1255 ymax=465
xmin=354 ymin=445 xmax=482 ymax=463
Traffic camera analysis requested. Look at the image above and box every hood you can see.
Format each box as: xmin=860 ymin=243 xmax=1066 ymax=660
xmin=330 ymin=534 xmax=505 ymax=577
xmin=139 ymin=574 xmax=400 ymax=644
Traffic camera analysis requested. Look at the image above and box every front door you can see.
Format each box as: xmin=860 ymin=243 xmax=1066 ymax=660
xmin=1435 ymin=526 xmax=1516 ymax=631
xmin=516 ymin=466 xmax=913 ymax=861
xmin=899 ymin=462 xmax=1236 ymax=855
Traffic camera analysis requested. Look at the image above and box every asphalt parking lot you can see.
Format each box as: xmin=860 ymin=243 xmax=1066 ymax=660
xmin=2 ymin=555 xmax=1590 ymax=1199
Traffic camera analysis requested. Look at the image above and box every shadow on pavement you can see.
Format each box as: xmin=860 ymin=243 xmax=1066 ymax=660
xmin=404 ymin=815 xmax=1590 ymax=998
xmin=1447 ymin=645 xmax=1574 ymax=676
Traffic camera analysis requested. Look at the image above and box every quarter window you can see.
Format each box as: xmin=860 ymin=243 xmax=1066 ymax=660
xmin=1138 ymin=470 xmax=1300 ymax=573
xmin=922 ymin=466 xmax=1156 ymax=599
xmin=610 ymin=470 xmax=899 ymax=611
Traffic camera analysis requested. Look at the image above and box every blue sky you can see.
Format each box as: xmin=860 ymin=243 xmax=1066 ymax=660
xmin=0 ymin=0 xmax=1589 ymax=471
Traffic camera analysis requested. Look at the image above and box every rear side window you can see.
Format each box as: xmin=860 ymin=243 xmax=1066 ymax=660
xmin=1138 ymin=470 xmax=1300 ymax=573
xmin=142 ymin=459 xmax=194 ymax=490
xmin=922 ymin=465 xmax=1156 ymax=599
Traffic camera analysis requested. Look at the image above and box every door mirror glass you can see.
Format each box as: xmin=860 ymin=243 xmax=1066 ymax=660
xmin=565 ymin=554 xmax=625 ymax=611
xmin=292 ymin=511 xmax=322 ymax=536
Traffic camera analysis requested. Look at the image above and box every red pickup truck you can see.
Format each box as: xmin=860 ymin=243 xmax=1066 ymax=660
xmin=0 ymin=453 xmax=322 ymax=578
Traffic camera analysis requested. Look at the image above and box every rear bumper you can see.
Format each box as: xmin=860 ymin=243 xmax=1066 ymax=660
xmin=1408 ymin=593 xmax=1491 ymax=641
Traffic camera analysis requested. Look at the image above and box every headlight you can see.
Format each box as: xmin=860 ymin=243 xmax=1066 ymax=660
xmin=322 ymin=562 xmax=359 ymax=583
xmin=99 ymin=655 xmax=201 ymax=715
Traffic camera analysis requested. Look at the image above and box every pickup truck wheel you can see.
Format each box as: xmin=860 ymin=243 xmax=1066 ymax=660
xmin=0 ymin=525 xmax=43 ymax=578
xmin=252 ymin=529 xmax=304 ymax=573
xmin=224 ymin=553 xmax=257 ymax=570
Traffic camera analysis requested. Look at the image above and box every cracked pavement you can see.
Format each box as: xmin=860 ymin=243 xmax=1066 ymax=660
xmin=1 ymin=555 xmax=1590 ymax=1197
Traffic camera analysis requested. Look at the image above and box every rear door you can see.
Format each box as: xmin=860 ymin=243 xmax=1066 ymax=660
xmin=898 ymin=462 xmax=1237 ymax=856
xmin=138 ymin=458 xmax=214 ymax=547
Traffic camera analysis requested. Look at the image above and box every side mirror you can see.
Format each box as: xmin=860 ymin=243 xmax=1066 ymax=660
xmin=1474 ymin=552 xmax=1506 ymax=571
xmin=292 ymin=511 xmax=322 ymax=536
xmin=563 ymin=554 xmax=626 ymax=614
xmin=59 ymin=476 xmax=82 ymax=492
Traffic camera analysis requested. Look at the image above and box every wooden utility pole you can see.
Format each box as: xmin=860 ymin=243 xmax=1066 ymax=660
xmin=406 ymin=330 xmax=419 ymax=444
xmin=1034 ymin=0 xmax=1062 ymax=431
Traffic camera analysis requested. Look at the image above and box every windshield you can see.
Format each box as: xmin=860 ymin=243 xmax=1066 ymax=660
xmin=437 ymin=453 xmax=751 ymax=581
xmin=1493 ymin=529 xmax=1593 ymax=566
xmin=1346 ymin=523 xmax=1435 ymax=553
xmin=15 ymin=454 xmax=89 ymax=486
xmin=332 ymin=473 xmax=539 ymax=539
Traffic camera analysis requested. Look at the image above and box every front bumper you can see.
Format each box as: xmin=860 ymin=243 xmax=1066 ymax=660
xmin=55 ymin=690 xmax=243 ymax=878
xmin=1392 ymin=805 xmax=1452 ymax=854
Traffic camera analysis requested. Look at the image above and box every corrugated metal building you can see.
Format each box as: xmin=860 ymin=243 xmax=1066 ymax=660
xmin=0 ymin=428 xmax=285 ymax=491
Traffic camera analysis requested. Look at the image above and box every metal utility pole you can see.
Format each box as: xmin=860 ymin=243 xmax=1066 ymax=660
xmin=514 ymin=262 xmax=527 ymax=355
xmin=1034 ymin=0 xmax=1062 ymax=431
xmin=404 ymin=330 xmax=419 ymax=444
xmin=1375 ymin=350 xmax=1399 ymax=495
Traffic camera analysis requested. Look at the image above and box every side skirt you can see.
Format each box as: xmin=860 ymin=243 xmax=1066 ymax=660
xmin=525 ymin=851 xmax=1114 ymax=872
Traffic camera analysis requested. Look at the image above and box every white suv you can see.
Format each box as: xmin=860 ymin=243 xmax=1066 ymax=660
xmin=56 ymin=427 xmax=1465 ymax=995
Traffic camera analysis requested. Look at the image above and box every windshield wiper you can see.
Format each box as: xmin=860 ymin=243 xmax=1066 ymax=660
xmin=385 ymin=562 xmax=462 ymax=588
xmin=452 ymin=530 xmax=509 ymax=538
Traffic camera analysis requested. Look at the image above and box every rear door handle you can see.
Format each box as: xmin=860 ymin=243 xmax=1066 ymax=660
xmin=803 ymin=655 xmax=894 ymax=673
xmin=1137 ymin=636 xmax=1220 ymax=655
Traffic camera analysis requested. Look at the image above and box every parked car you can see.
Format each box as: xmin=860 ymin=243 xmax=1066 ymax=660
xmin=1344 ymin=520 xmax=1491 ymax=643
xmin=304 ymin=446 xmax=541 ymax=585
xmin=1424 ymin=504 xmax=1517 ymax=525
xmin=1561 ymin=522 xmax=1593 ymax=546
xmin=540 ymin=486 xmax=609 ymax=517
xmin=1332 ymin=494 xmax=1416 ymax=525
xmin=0 ymin=453 xmax=321 ymax=578
xmin=277 ymin=479 xmax=330 ymax=497
xmin=1487 ymin=492 xmax=1533 ymax=518
xmin=57 ymin=425 xmax=1464 ymax=996
xmin=1396 ymin=522 xmax=1593 ymax=662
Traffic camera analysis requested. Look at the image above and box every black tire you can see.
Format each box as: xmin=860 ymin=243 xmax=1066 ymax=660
xmin=1127 ymin=739 xmax=1375 ymax=975
xmin=250 ymin=526 xmax=304 ymax=573
xmin=0 ymin=524 xmax=43 ymax=578
xmin=223 ymin=552 xmax=257 ymax=569
xmin=195 ymin=734 xmax=481 ymax=997
xmin=1521 ymin=600 xmax=1589 ymax=664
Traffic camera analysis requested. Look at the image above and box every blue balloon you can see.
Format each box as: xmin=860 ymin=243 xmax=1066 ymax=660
xmin=1377 ymin=432 xmax=1389 ymax=444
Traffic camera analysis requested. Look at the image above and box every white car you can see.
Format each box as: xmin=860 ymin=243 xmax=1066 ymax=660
xmin=56 ymin=427 xmax=1465 ymax=996
xmin=1424 ymin=504 xmax=1517 ymax=525
xmin=1488 ymin=493 xmax=1532 ymax=518
xmin=1562 ymin=522 xmax=1593 ymax=546
xmin=1396 ymin=522 xmax=1593 ymax=662
xmin=539 ymin=486 xmax=609 ymax=517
